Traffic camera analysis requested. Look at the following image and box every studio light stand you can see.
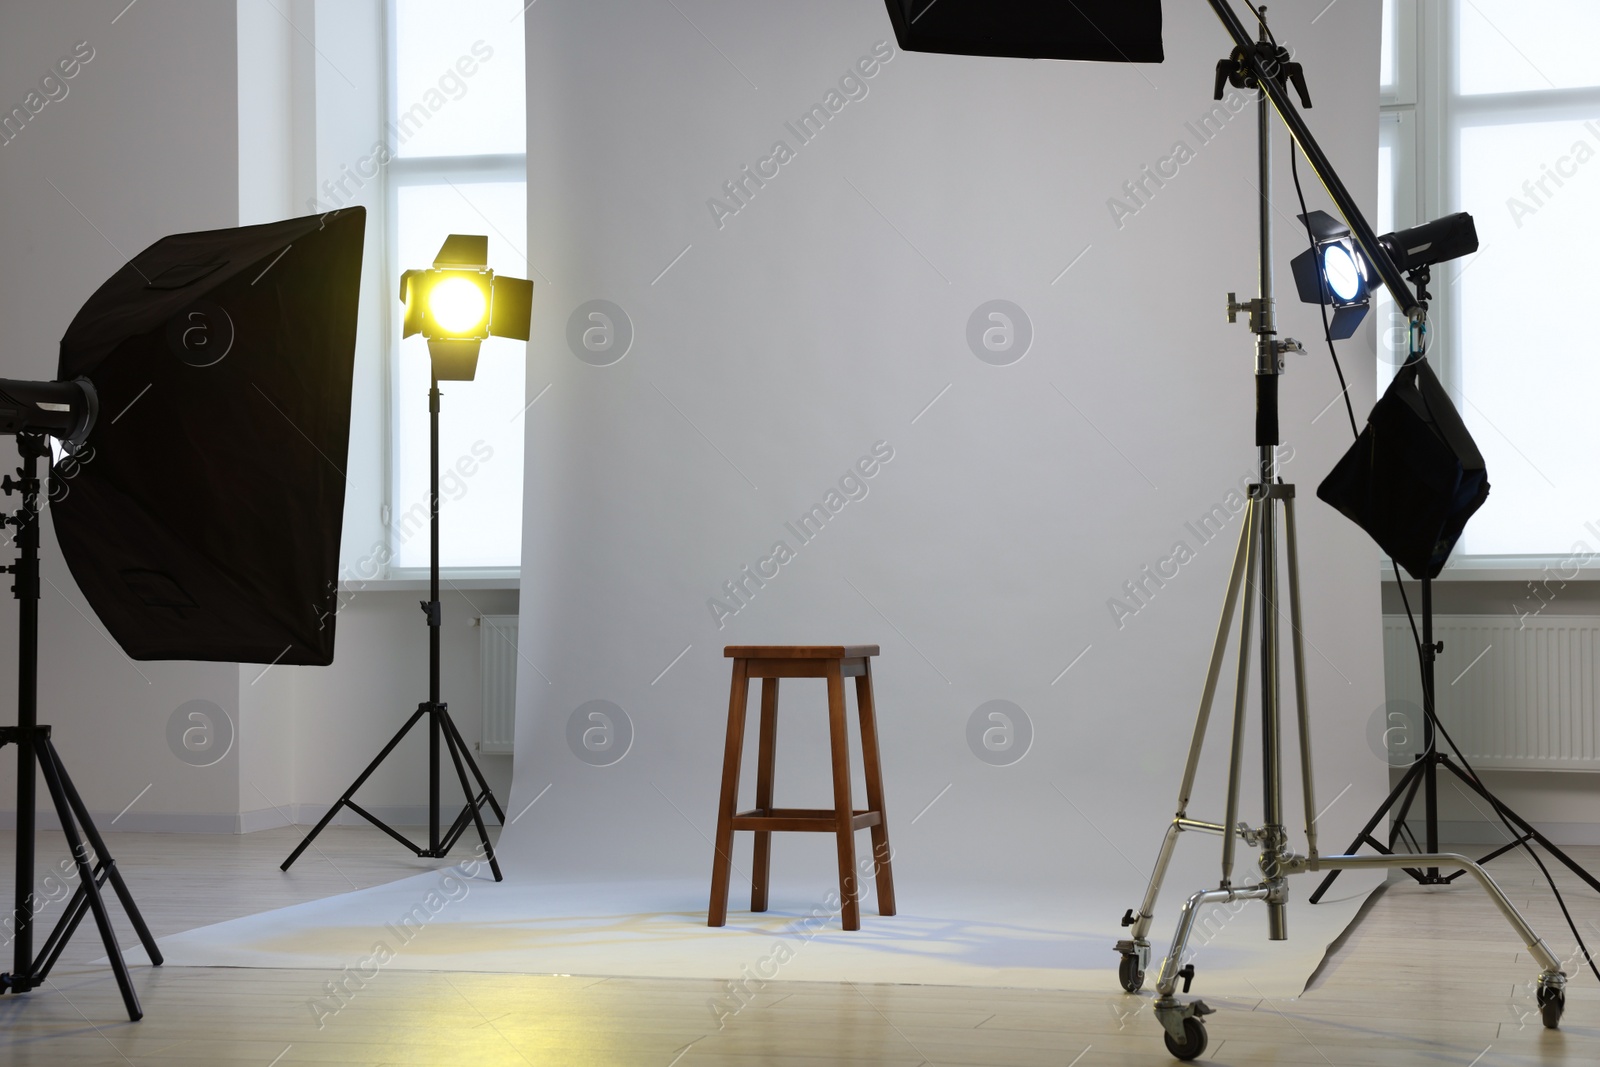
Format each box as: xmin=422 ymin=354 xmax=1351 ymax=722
xmin=1308 ymin=266 xmax=1600 ymax=903
xmin=1 ymin=433 xmax=162 ymax=1021
xmin=282 ymin=233 xmax=530 ymax=881
xmin=1113 ymin=7 xmax=1568 ymax=1060
xmin=281 ymin=371 xmax=506 ymax=880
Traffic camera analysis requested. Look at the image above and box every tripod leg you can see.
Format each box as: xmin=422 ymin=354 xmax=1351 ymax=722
xmin=1154 ymin=885 xmax=1272 ymax=999
xmin=1386 ymin=761 xmax=1427 ymax=849
xmin=1220 ymin=498 xmax=1261 ymax=886
xmin=439 ymin=714 xmax=502 ymax=881
xmin=1307 ymin=756 xmax=1428 ymax=903
xmin=439 ymin=711 xmax=506 ymax=824
xmin=1120 ymin=495 xmax=1258 ymax=990
xmin=1441 ymin=760 xmax=1600 ymax=895
xmin=1175 ymin=490 xmax=1258 ymax=816
xmin=46 ymin=740 xmax=161 ymax=965
xmin=282 ymin=704 xmax=429 ymax=871
xmin=439 ymin=709 xmax=506 ymax=824
xmin=34 ymin=741 xmax=141 ymax=1021
xmin=1283 ymin=497 xmax=1317 ymax=859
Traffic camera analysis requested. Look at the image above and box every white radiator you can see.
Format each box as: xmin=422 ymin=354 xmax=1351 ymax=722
xmin=478 ymin=614 xmax=519 ymax=755
xmin=1383 ymin=614 xmax=1600 ymax=771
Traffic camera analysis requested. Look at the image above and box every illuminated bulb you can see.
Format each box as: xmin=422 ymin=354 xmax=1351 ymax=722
xmin=1321 ymin=244 xmax=1363 ymax=302
xmin=428 ymin=276 xmax=487 ymax=335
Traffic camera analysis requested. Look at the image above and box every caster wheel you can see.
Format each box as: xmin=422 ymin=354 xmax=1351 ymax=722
xmin=1538 ymin=987 xmax=1564 ymax=1030
xmin=1118 ymin=953 xmax=1145 ymax=993
xmin=1163 ymin=1016 xmax=1209 ymax=1061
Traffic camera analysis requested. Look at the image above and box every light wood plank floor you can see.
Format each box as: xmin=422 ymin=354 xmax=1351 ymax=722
xmin=1 ymin=826 xmax=1598 ymax=1065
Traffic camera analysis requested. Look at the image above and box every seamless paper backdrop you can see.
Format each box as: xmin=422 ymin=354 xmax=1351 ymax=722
xmin=502 ymin=0 xmax=1389 ymax=934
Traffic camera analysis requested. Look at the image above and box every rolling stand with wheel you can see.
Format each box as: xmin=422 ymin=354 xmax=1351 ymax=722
xmin=1113 ymin=8 xmax=1567 ymax=1059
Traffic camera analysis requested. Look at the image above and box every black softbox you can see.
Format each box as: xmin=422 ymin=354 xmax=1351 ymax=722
xmin=52 ymin=208 xmax=365 ymax=664
xmin=882 ymin=0 xmax=1163 ymax=63
xmin=1316 ymin=359 xmax=1488 ymax=580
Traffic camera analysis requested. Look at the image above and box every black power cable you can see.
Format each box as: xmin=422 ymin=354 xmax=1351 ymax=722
xmin=1285 ymin=124 xmax=1600 ymax=988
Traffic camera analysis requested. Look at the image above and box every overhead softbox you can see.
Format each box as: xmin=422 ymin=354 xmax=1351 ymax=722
xmin=52 ymin=208 xmax=366 ymax=664
xmin=882 ymin=0 xmax=1163 ymax=63
xmin=1316 ymin=359 xmax=1489 ymax=580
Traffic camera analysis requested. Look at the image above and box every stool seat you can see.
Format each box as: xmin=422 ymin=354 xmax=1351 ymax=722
xmin=708 ymin=644 xmax=896 ymax=931
xmin=725 ymin=645 xmax=880 ymax=659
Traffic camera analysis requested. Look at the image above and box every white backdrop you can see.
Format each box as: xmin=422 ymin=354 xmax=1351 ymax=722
xmin=501 ymin=0 xmax=1389 ymax=935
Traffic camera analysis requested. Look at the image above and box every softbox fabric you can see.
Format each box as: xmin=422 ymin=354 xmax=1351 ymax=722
xmin=882 ymin=0 xmax=1164 ymax=63
xmin=53 ymin=208 xmax=365 ymax=664
xmin=1316 ymin=359 xmax=1488 ymax=580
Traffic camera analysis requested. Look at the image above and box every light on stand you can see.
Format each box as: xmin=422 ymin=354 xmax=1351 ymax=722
xmin=283 ymin=233 xmax=534 ymax=882
xmin=1289 ymin=209 xmax=1370 ymax=339
xmin=399 ymin=233 xmax=532 ymax=381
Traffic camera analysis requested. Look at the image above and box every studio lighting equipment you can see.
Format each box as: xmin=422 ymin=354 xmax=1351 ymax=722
xmin=0 ymin=379 xmax=96 ymax=443
xmin=284 ymin=234 xmax=533 ymax=883
xmin=881 ymin=0 xmax=1163 ymax=62
xmin=1309 ymin=201 xmax=1594 ymax=978
xmin=883 ymin=1 xmax=1575 ymax=1057
xmin=1378 ymin=211 xmax=1479 ymax=273
xmin=1289 ymin=210 xmax=1370 ymax=339
xmin=399 ymin=233 xmax=533 ymax=381
xmin=1317 ymin=359 xmax=1487 ymax=582
xmin=2 ymin=208 xmax=367 ymax=1022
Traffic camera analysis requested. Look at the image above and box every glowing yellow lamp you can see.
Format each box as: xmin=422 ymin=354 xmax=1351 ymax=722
xmin=428 ymin=276 xmax=488 ymax=335
xmin=400 ymin=234 xmax=534 ymax=381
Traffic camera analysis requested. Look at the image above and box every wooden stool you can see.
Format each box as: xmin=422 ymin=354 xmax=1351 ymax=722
xmin=708 ymin=645 xmax=896 ymax=931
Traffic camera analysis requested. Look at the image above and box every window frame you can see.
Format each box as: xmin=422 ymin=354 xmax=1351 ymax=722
xmin=1382 ymin=0 xmax=1600 ymax=579
xmin=381 ymin=0 xmax=527 ymax=582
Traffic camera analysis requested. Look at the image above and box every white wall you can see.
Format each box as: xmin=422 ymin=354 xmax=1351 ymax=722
xmin=0 ymin=0 xmax=245 ymax=828
xmin=504 ymin=0 xmax=1393 ymax=904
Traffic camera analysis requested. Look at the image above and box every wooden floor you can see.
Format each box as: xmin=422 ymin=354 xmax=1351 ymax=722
xmin=0 ymin=826 xmax=1597 ymax=1066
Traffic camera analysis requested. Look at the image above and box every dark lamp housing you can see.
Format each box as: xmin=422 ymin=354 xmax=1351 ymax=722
xmin=1378 ymin=212 xmax=1479 ymax=273
xmin=0 ymin=378 xmax=97 ymax=448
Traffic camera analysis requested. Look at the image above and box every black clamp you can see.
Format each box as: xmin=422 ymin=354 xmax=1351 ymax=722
xmin=1177 ymin=963 xmax=1197 ymax=993
xmin=420 ymin=600 xmax=442 ymax=627
xmin=1214 ymin=41 xmax=1312 ymax=108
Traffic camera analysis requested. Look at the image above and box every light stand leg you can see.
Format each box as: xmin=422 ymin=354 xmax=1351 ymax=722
xmin=1117 ymin=502 xmax=1259 ymax=989
xmin=281 ymin=705 xmax=431 ymax=868
xmin=32 ymin=739 xmax=163 ymax=971
xmin=32 ymin=735 xmax=142 ymax=1020
xmin=1120 ymin=492 xmax=1267 ymax=991
xmin=1219 ymin=497 xmax=1261 ymax=889
xmin=282 ymin=372 xmax=504 ymax=876
xmin=0 ymin=437 xmax=157 ymax=1022
xmin=1283 ymin=497 xmax=1317 ymax=862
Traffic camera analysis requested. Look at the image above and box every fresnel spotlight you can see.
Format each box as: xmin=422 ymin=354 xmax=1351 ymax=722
xmin=285 ymin=234 xmax=533 ymax=881
xmin=1289 ymin=210 xmax=1370 ymax=339
xmin=1290 ymin=210 xmax=1480 ymax=345
xmin=399 ymin=233 xmax=533 ymax=379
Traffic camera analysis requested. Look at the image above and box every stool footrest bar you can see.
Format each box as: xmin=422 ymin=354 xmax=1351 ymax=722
xmin=733 ymin=807 xmax=881 ymax=832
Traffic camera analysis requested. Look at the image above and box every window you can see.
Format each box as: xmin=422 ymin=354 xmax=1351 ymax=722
xmin=386 ymin=0 xmax=528 ymax=571
xmin=1384 ymin=2 xmax=1600 ymax=561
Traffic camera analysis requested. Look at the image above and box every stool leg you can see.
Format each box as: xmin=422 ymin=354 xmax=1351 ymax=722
xmin=826 ymin=662 xmax=861 ymax=931
xmin=709 ymin=659 xmax=751 ymax=927
xmin=750 ymin=678 xmax=779 ymax=913
xmin=856 ymin=661 xmax=896 ymax=916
